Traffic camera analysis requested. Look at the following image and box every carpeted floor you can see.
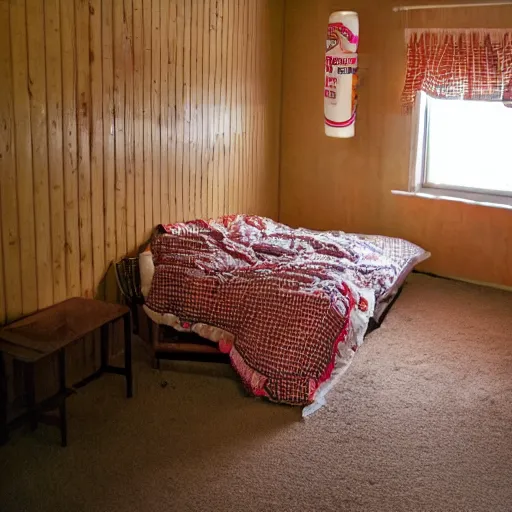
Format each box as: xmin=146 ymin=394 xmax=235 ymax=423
xmin=1 ymin=274 xmax=512 ymax=512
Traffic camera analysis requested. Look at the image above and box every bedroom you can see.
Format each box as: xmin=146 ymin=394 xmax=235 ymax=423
xmin=1 ymin=0 xmax=511 ymax=510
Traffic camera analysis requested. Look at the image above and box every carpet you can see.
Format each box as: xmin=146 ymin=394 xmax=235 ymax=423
xmin=1 ymin=274 xmax=511 ymax=512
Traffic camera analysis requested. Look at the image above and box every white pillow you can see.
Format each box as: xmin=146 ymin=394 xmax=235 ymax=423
xmin=139 ymin=251 xmax=155 ymax=299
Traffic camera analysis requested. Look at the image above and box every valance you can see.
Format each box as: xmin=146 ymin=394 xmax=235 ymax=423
xmin=401 ymin=29 xmax=512 ymax=113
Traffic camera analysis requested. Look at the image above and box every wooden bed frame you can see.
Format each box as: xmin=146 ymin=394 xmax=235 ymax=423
xmin=116 ymin=255 xmax=230 ymax=367
xmin=141 ymin=306 xmax=229 ymax=368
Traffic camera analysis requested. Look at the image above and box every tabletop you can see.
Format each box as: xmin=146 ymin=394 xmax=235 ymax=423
xmin=0 ymin=298 xmax=130 ymax=363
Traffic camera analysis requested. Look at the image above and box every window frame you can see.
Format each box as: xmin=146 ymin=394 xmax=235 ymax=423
xmin=409 ymin=91 xmax=512 ymax=206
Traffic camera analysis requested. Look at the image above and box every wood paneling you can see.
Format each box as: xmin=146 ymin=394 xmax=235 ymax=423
xmin=0 ymin=0 xmax=284 ymax=324
xmin=280 ymin=0 xmax=512 ymax=287
xmin=28 ymin=0 xmax=54 ymax=309
xmin=90 ymin=0 xmax=106 ymax=294
xmin=46 ymin=0 xmax=67 ymax=304
xmin=0 ymin=0 xmax=22 ymax=322
xmin=11 ymin=1 xmax=38 ymax=317
xmin=61 ymin=0 xmax=81 ymax=301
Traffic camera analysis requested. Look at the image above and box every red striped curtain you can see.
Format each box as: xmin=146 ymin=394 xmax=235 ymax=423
xmin=401 ymin=29 xmax=512 ymax=113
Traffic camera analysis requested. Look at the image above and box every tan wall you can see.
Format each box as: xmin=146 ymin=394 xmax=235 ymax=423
xmin=280 ymin=0 xmax=512 ymax=287
xmin=0 ymin=0 xmax=284 ymax=325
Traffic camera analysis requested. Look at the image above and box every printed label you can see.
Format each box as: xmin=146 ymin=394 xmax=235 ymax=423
xmin=325 ymin=56 xmax=357 ymax=73
xmin=325 ymin=76 xmax=338 ymax=88
xmin=326 ymin=22 xmax=359 ymax=54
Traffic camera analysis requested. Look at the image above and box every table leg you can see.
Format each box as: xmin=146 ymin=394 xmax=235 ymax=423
xmin=0 ymin=352 xmax=8 ymax=445
xmin=24 ymin=363 xmax=37 ymax=432
xmin=100 ymin=323 xmax=110 ymax=372
xmin=58 ymin=350 xmax=67 ymax=447
xmin=123 ymin=313 xmax=133 ymax=398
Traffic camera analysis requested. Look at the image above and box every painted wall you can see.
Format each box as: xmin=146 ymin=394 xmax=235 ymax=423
xmin=0 ymin=0 xmax=284 ymax=325
xmin=280 ymin=0 xmax=512 ymax=287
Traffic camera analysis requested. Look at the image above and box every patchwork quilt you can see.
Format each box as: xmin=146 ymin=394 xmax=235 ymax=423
xmin=144 ymin=215 xmax=428 ymax=406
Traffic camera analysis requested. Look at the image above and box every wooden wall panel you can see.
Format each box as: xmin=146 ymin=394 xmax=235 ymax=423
xmin=45 ymin=0 xmax=67 ymax=304
xmin=76 ymin=0 xmax=94 ymax=298
xmin=280 ymin=0 xmax=512 ymax=288
xmin=90 ymin=0 xmax=106 ymax=293
xmin=143 ymin=0 xmax=153 ymax=232
xmin=168 ymin=0 xmax=178 ymax=221
xmin=151 ymin=0 xmax=161 ymax=226
xmin=28 ymin=0 xmax=54 ymax=308
xmin=183 ymin=0 xmax=192 ymax=221
xmin=11 ymin=1 xmax=38 ymax=316
xmin=125 ymin=0 xmax=136 ymax=254
xmin=133 ymin=0 xmax=145 ymax=244
xmin=0 ymin=1 xmax=22 ymax=322
xmin=200 ymin=0 xmax=209 ymax=219
xmin=113 ymin=0 xmax=127 ymax=259
xmin=176 ymin=0 xmax=185 ymax=220
xmin=160 ymin=0 xmax=170 ymax=223
xmin=102 ymin=0 xmax=116 ymax=290
xmin=194 ymin=0 xmax=204 ymax=220
xmin=0 ymin=0 xmax=284 ymax=324
xmin=61 ymin=0 xmax=81 ymax=300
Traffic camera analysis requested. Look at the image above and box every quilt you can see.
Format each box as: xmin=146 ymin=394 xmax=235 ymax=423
xmin=144 ymin=215 xmax=429 ymax=406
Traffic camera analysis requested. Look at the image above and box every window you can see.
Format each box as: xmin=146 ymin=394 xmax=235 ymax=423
xmin=410 ymin=92 xmax=512 ymax=205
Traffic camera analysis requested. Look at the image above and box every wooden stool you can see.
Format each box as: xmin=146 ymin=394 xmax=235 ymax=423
xmin=0 ymin=298 xmax=133 ymax=447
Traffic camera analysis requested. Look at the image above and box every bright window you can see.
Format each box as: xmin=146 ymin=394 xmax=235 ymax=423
xmin=411 ymin=93 xmax=512 ymax=201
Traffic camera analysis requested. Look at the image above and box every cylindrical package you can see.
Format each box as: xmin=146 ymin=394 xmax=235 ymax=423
xmin=324 ymin=11 xmax=359 ymax=138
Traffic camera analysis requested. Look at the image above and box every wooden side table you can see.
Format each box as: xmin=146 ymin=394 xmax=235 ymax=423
xmin=0 ymin=298 xmax=133 ymax=447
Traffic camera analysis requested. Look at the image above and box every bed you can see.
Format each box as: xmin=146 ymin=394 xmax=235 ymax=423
xmin=119 ymin=215 xmax=429 ymax=415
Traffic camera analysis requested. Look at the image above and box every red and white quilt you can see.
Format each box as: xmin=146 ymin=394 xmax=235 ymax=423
xmin=143 ymin=215 xmax=428 ymax=407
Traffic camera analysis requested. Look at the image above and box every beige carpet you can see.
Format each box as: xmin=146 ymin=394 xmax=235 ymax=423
xmin=1 ymin=274 xmax=512 ymax=512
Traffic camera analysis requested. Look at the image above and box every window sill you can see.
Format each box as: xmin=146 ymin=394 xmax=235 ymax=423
xmin=391 ymin=188 xmax=512 ymax=211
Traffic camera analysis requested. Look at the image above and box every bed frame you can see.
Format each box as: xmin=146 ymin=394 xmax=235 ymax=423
xmin=115 ymin=258 xmax=230 ymax=367
xmin=141 ymin=306 xmax=229 ymax=368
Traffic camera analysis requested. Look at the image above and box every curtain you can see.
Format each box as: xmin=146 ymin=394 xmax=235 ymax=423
xmin=401 ymin=29 xmax=512 ymax=113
